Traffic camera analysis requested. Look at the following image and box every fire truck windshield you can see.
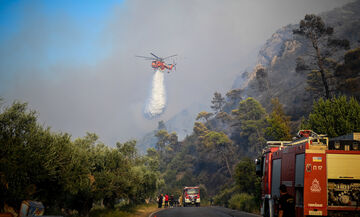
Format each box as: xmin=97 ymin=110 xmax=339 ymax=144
xmin=186 ymin=188 xmax=199 ymax=195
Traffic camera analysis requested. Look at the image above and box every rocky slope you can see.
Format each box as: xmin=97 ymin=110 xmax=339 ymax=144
xmin=235 ymin=0 xmax=360 ymax=120
xmin=138 ymin=0 xmax=360 ymax=152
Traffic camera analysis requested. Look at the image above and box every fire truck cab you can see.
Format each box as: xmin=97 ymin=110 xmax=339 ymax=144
xmin=256 ymin=130 xmax=360 ymax=217
xmin=183 ymin=186 xmax=200 ymax=207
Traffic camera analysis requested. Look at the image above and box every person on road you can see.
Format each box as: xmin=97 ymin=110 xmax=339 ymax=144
xmin=158 ymin=194 xmax=163 ymax=208
xmin=169 ymin=195 xmax=175 ymax=208
xmin=179 ymin=195 xmax=183 ymax=207
xmin=165 ymin=194 xmax=169 ymax=208
xmin=278 ymin=184 xmax=295 ymax=217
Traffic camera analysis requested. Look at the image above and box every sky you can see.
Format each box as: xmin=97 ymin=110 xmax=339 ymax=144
xmin=0 ymin=0 xmax=353 ymax=146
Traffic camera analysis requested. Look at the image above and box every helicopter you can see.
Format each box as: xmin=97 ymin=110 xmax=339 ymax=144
xmin=136 ymin=53 xmax=177 ymax=73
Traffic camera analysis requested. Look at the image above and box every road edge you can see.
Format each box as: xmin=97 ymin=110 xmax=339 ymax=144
xmin=148 ymin=209 xmax=163 ymax=217
xmin=210 ymin=206 xmax=262 ymax=217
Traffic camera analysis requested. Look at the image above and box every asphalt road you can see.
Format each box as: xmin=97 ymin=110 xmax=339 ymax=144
xmin=150 ymin=206 xmax=261 ymax=217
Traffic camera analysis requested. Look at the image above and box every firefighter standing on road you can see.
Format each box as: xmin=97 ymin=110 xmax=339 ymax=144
xmin=169 ymin=195 xmax=174 ymax=208
xmin=278 ymin=184 xmax=295 ymax=217
xmin=157 ymin=194 xmax=163 ymax=208
xmin=165 ymin=194 xmax=169 ymax=208
xmin=179 ymin=195 xmax=183 ymax=207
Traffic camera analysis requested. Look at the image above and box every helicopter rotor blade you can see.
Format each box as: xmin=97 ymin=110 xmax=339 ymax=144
xmin=135 ymin=55 xmax=156 ymax=60
xmin=150 ymin=53 xmax=161 ymax=60
xmin=163 ymin=54 xmax=177 ymax=60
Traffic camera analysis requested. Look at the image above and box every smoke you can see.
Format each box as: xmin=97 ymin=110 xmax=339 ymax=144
xmin=0 ymin=0 xmax=353 ymax=144
xmin=143 ymin=69 xmax=167 ymax=119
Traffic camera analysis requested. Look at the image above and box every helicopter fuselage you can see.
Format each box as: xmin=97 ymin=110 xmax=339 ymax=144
xmin=151 ymin=60 xmax=174 ymax=71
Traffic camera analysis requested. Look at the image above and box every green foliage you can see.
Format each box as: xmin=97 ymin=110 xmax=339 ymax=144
xmin=294 ymin=14 xmax=333 ymax=38
xmin=193 ymin=122 xmax=209 ymax=138
xmin=232 ymin=98 xmax=266 ymax=121
xmin=335 ymin=47 xmax=360 ymax=98
xmin=155 ymin=130 xmax=178 ymax=154
xmin=234 ymin=158 xmax=260 ymax=195
xmin=215 ymin=111 xmax=231 ymax=124
xmin=0 ymin=102 xmax=161 ymax=216
xmin=213 ymin=186 xmax=238 ymax=207
xmin=226 ymin=89 xmax=242 ymax=102
xmin=228 ymin=193 xmax=257 ymax=213
xmin=203 ymin=131 xmax=231 ymax=150
xmin=0 ymin=102 xmax=72 ymax=208
xmin=303 ymin=96 xmax=360 ymax=137
xmin=155 ymin=130 xmax=168 ymax=153
xmin=223 ymin=89 xmax=243 ymax=113
xmin=265 ymin=98 xmax=292 ymax=141
xmin=203 ymin=131 xmax=234 ymax=178
xmin=196 ymin=111 xmax=213 ymax=122
xmin=117 ymin=140 xmax=138 ymax=161
xmin=232 ymin=98 xmax=267 ymax=154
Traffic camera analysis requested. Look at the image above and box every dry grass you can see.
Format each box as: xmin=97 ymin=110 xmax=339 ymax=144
xmin=128 ymin=204 xmax=160 ymax=217
xmin=90 ymin=204 xmax=160 ymax=217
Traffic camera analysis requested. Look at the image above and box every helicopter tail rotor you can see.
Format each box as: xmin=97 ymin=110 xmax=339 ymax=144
xmin=173 ymin=60 xmax=177 ymax=71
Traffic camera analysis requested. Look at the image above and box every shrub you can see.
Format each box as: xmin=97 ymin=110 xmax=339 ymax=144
xmin=213 ymin=186 xmax=237 ymax=207
xmin=228 ymin=193 xmax=257 ymax=213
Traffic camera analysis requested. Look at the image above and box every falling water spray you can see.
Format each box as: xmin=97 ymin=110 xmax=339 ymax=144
xmin=144 ymin=69 xmax=166 ymax=119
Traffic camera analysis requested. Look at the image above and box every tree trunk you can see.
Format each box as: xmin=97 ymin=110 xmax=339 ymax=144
xmin=222 ymin=152 xmax=233 ymax=179
xmin=78 ymin=198 xmax=93 ymax=217
xmin=256 ymin=128 xmax=263 ymax=154
xmin=312 ymin=37 xmax=330 ymax=99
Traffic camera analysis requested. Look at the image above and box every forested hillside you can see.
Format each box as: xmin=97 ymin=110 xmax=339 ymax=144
xmin=239 ymin=0 xmax=360 ymax=119
xmin=138 ymin=0 xmax=360 ymax=154
xmin=152 ymin=0 xmax=360 ymax=211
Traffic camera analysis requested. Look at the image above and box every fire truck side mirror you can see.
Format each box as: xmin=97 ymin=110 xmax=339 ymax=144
xmin=255 ymin=158 xmax=262 ymax=177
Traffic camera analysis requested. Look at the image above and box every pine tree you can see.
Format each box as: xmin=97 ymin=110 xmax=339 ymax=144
xmin=335 ymin=47 xmax=360 ymax=99
xmin=211 ymin=92 xmax=225 ymax=114
xmin=265 ymin=98 xmax=292 ymax=141
xmin=304 ymin=96 xmax=360 ymax=137
xmin=293 ymin=14 xmax=350 ymax=99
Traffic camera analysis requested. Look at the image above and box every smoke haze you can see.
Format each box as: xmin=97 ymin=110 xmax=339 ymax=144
xmin=0 ymin=0 xmax=353 ymax=145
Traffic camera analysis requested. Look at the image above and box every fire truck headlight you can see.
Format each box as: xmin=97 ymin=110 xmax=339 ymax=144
xmin=353 ymin=142 xmax=358 ymax=150
xmin=335 ymin=142 xmax=340 ymax=149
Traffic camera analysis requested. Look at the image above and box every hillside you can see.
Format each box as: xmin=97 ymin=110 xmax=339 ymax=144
xmin=235 ymin=0 xmax=360 ymax=120
xmin=139 ymin=1 xmax=360 ymax=153
xmin=136 ymin=103 xmax=208 ymax=154
xmin=155 ymin=0 xmax=360 ymax=200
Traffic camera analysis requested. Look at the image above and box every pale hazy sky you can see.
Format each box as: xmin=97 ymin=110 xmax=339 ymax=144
xmin=0 ymin=0 xmax=353 ymax=145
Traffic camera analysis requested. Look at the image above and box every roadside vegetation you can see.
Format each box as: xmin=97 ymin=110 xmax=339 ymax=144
xmin=89 ymin=204 xmax=158 ymax=217
xmin=153 ymin=93 xmax=360 ymax=213
xmin=0 ymin=101 xmax=162 ymax=217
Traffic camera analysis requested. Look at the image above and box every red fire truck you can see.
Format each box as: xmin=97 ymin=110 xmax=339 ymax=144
xmin=256 ymin=130 xmax=360 ymax=217
xmin=182 ymin=186 xmax=200 ymax=207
